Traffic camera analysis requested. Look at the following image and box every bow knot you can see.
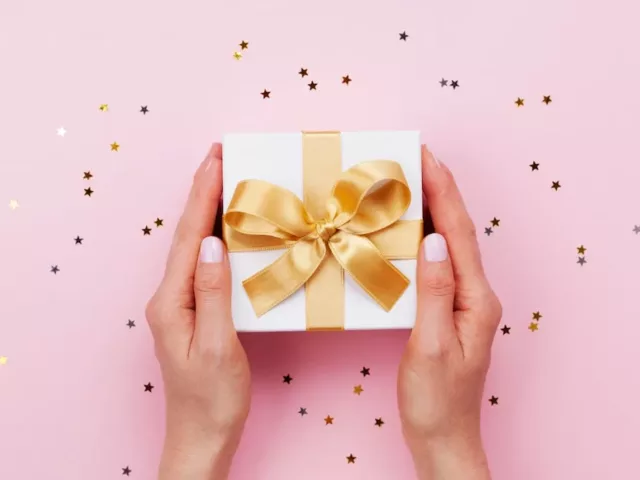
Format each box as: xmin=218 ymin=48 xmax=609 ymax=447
xmin=314 ymin=219 xmax=337 ymax=242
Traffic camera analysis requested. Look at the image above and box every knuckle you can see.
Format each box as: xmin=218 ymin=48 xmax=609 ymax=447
xmin=408 ymin=332 xmax=450 ymax=362
xmin=194 ymin=266 xmax=225 ymax=296
xmin=480 ymin=290 xmax=503 ymax=324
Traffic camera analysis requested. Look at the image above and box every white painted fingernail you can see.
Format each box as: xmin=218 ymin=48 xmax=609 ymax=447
xmin=423 ymin=233 xmax=448 ymax=262
xmin=199 ymin=236 xmax=223 ymax=263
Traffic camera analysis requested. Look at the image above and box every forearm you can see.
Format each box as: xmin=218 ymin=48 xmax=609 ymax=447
xmin=408 ymin=435 xmax=491 ymax=480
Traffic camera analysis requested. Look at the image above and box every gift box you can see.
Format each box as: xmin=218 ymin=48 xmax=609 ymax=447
xmin=222 ymin=131 xmax=423 ymax=332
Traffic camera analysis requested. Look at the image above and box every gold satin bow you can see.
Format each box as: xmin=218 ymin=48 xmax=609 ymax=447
xmin=224 ymin=160 xmax=414 ymax=317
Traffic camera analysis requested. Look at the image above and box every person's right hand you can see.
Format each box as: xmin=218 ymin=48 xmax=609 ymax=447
xmin=397 ymin=146 xmax=502 ymax=480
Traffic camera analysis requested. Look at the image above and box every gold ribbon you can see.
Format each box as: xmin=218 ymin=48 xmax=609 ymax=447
xmin=223 ymin=132 xmax=422 ymax=330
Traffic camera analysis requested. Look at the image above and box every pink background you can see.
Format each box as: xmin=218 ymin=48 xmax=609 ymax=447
xmin=1 ymin=0 xmax=640 ymax=478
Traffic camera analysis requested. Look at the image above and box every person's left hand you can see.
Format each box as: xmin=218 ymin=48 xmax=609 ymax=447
xmin=146 ymin=143 xmax=251 ymax=480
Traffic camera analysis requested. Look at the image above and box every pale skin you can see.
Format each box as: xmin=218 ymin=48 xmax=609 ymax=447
xmin=146 ymin=143 xmax=502 ymax=479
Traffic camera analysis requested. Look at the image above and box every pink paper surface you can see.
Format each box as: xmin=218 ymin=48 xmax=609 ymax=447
xmin=1 ymin=0 xmax=639 ymax=479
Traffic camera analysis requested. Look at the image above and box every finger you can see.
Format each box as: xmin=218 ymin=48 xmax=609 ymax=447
xmin=421 ymin=145 xmax=490 ymax=305
xmin=163 ymin=143 xmax=223 ymax=292
xmin=410 ymin=233 xmax=458 ymax=354
xmin=193 ymin=236 xmax=237 ymax=350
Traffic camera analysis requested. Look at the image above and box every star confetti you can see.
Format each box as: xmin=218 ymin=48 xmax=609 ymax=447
xmin=543 ymin=95 xmax=552 ymax=105
xmin=84 ymin=187 xmax=94 ymax=197
xmin=122 ymin=466 xmax=132 ymax=476
xmin=239 ymin=40 xmax=249 ymax=50
xmin=110 ymin=142 xmax=120 ymax=152
xmin=374 ymin=418 xmax=384 ymax=427
xmin=399 ymin=31 xmax=409 ymax=41
xmin=353 ymin=385 xmax=363 ymax=395
xmin=532 ymin=311 xmax=542 ymax=321
xmin=261 ymin=89 xmax=271 ymax=99
xmin=144 ymin=383 xmax=154 ymax=392
xmin=439 ymin=78 xmax=448 ymax=87
xmin=489 ymin=396 xmax=499 ymax=406
xmin=360 ymin=366 xmax=370 ymax=377
xmin=8 ymin=199 xmax=19 ymax=210
xmin=450 ymin=80 xmax=459 ymax=89
xmin=577 ymin=245 xmax=587 ymax=255
xmin=154 ymin=218 xmax=164 ymax=227
xmin=142 ymin=226 xmax=152 ymax=236
xmin=298 ymin=407 xmax=307 ymax=416
xmin=529 ymin=161 xmax=540 ymax=171
xmin=577 ymin=257 xmax=587 ymax=266
xmin=282 ymin=374 xmax=293 ymax=384
xmin=308 ymin=81 xmax=318 ymax=90
xmin=298 ymin=68 xmax=308 ymax=78
xmin=74 ymin=236 xmax=83 ymax=245
xmin=347 ymin=454 xmax=356 ymax=464
xmin=127 ymin=319 xmax=136 ymax=328
xmin=140 ymin=106 xmax=149 ymax=115
xmin=99 ymin=104 xmax=108 ymax=112
xmin=0 ymin=356 xmax=7 ymax=365
xmin=233 ymin=51 xmax=243 ymax=60
xmin=491 ymin=217 xmax=500 ymax=227
xmin=484 ymin=227 xmax=493 ymax=236
xmin=342 ymin=75 xmax=352 ymax=85
xmin=633 ymin=225 xmax=640 ymax=234
xmin=83 ymin=171 xmax=93 ymax=180
xmin=501 ymin=325 xmax=511 ymax=335
xmin=551 ymin=181 xmax=561 ymax=191
xmin=324 ymin=415 xmax=334 ymax=425
xmin=57 ymin=127 xmax=67 ymax=137
xmin=528 ymin=322 xmax=539 ymax=332
xmin=50 ymin=265 xmax=60 ymax=274
xmin=515 ymin=98 xmax=525 ymax=107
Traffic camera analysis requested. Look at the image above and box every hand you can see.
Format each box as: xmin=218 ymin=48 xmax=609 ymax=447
xmin=146 ymin=144 xmax=251 ymax=480
xmin=397 ymin=146 xmax=502 ymax=480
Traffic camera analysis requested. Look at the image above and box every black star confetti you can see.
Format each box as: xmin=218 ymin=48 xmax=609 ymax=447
xmin=127 ymin=319 xmax=136 ymax=328
xmin=543 ymin=95 xmax=552 ymax=105
xmin=577 ymin=257 xmax=587 ymax=266
xmin=122 ymin=466 xmax=132 ymax=476
xmin=140 ymin=106 xmax=149 ymax=114
xmin=633 ymin=225 xmax=640 ymax=234
xmin=298 ymin=68 xmax=308 ymax=78
xmin=83 ymin=171 xmax=93 ymax=180
xmin=308 ymin=81 xmax=318 ymax=90
xmin=491 ymin=217 xmax=500 ymax=227
xmin=347 ymin=454 xmax=356 ymax=464
xmin=439 ymin=78 xmax=448 ymax=87
xmin=515 ymin=98 xmax=524 ymax=107
xmin=501 ymin=325 xmax=511 ymax=335
xmin=489 ymin=396 xmax=499 ymax=406
xmin=239 ymin=40 xmax=249 ymax=50
xmin=399 ymin=31 xmax=409 ymax=41
xmin=374 ymin=418 xmax=384 ymax=427
xmin=484 ymin=227 xmax=493 ymax=236
xmin=261 ymin=89 xmax=271 ymax=99
xmin=532 ymin=311 xmax=542 ymax=321
xmin=74 ymin=236 xmax=83 ymax=245
xmin=360 ymin=366 xmax=370 ymax=377
xmin=50 ymin=265 xmax=60 ymax=274
xmin=154 ymin=218 xmax=164 ymax=227
xmin=342 ymin=75 xmax=352 ymax=85
xmin=282 ymin=374 xmax=293 ymax=384
xmin=551 ymin=181 xmax=561 ymax=191
xmin=84 ymin=187 xmax=94 ymax=197
xmin=142 ymin=226 xmax=152 ymax=236
xmin=144 ymin=383 xmax=154 ymax=392
xmin=450 ymin=80 xmax=459 ymax=89
xmin=529 ymin=162 xmax=540 ymax=171
xmin=298 ymin=407 xmax=307 ymax=416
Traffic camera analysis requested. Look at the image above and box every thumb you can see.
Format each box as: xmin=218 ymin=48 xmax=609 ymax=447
xmin=411 ymin=233 xmax=457 ymax=352
xmin=193 ymin=236 xmax=236 ymax=347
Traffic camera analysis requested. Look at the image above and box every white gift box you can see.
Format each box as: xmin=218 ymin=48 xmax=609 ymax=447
xmin=222 ymin=131 xmax=422 ymax=332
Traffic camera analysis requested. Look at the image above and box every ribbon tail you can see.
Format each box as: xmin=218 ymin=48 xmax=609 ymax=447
xmin=242 ymin=238 xmax=327 ymax=317
xmin=329 ymin=232 xmax=410 ymax=311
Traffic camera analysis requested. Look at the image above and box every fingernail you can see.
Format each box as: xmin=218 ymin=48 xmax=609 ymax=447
xmin=423 ymin=144 xmax=442 ymax=168
xmin=423 ymin=233 xmax=448 ymax=262
xmin=200 ymin=236 xmax=223 ymax=263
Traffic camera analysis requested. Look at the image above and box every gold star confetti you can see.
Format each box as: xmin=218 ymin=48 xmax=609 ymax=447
xmin=324 ymin=415 xmax=334 ymax=425
xmin=110 ymin=142 xmax=120 ymax=152
xmin=342 ymin=75 xmax=352 ymax=85
xmin=491 ymin=217 xmax=500 ymax=227
xmin=543 ymin=95 xmax=552 ymax=105
xmin=528 ymin=322 xmax=539 ymax=332
xmin=532 ymin=311 xmax=542 ymax=321
xmin=353 ymin=385 xmax=363 ymax=395
xmin=346 ymin=454 xmax=356 ymax=464
xmin=551 ymin=181 xmax=561 ymax=191
xmin=239 ymin=40 xmax=249 ymax=50
xmin=8 ymin=199 xmax=19 ymax=210
xmin=233 ymin=51 xmax=243 ymax=60
xmin=515 ymin=98 xmax=524 ymax=107
xmin=0 ymin=356 xmax=7 ymax=365
xmin=99 ymin=104 xmax=108 ymax=112
xmin=577 ymin=245 xmax=587 ymax=255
